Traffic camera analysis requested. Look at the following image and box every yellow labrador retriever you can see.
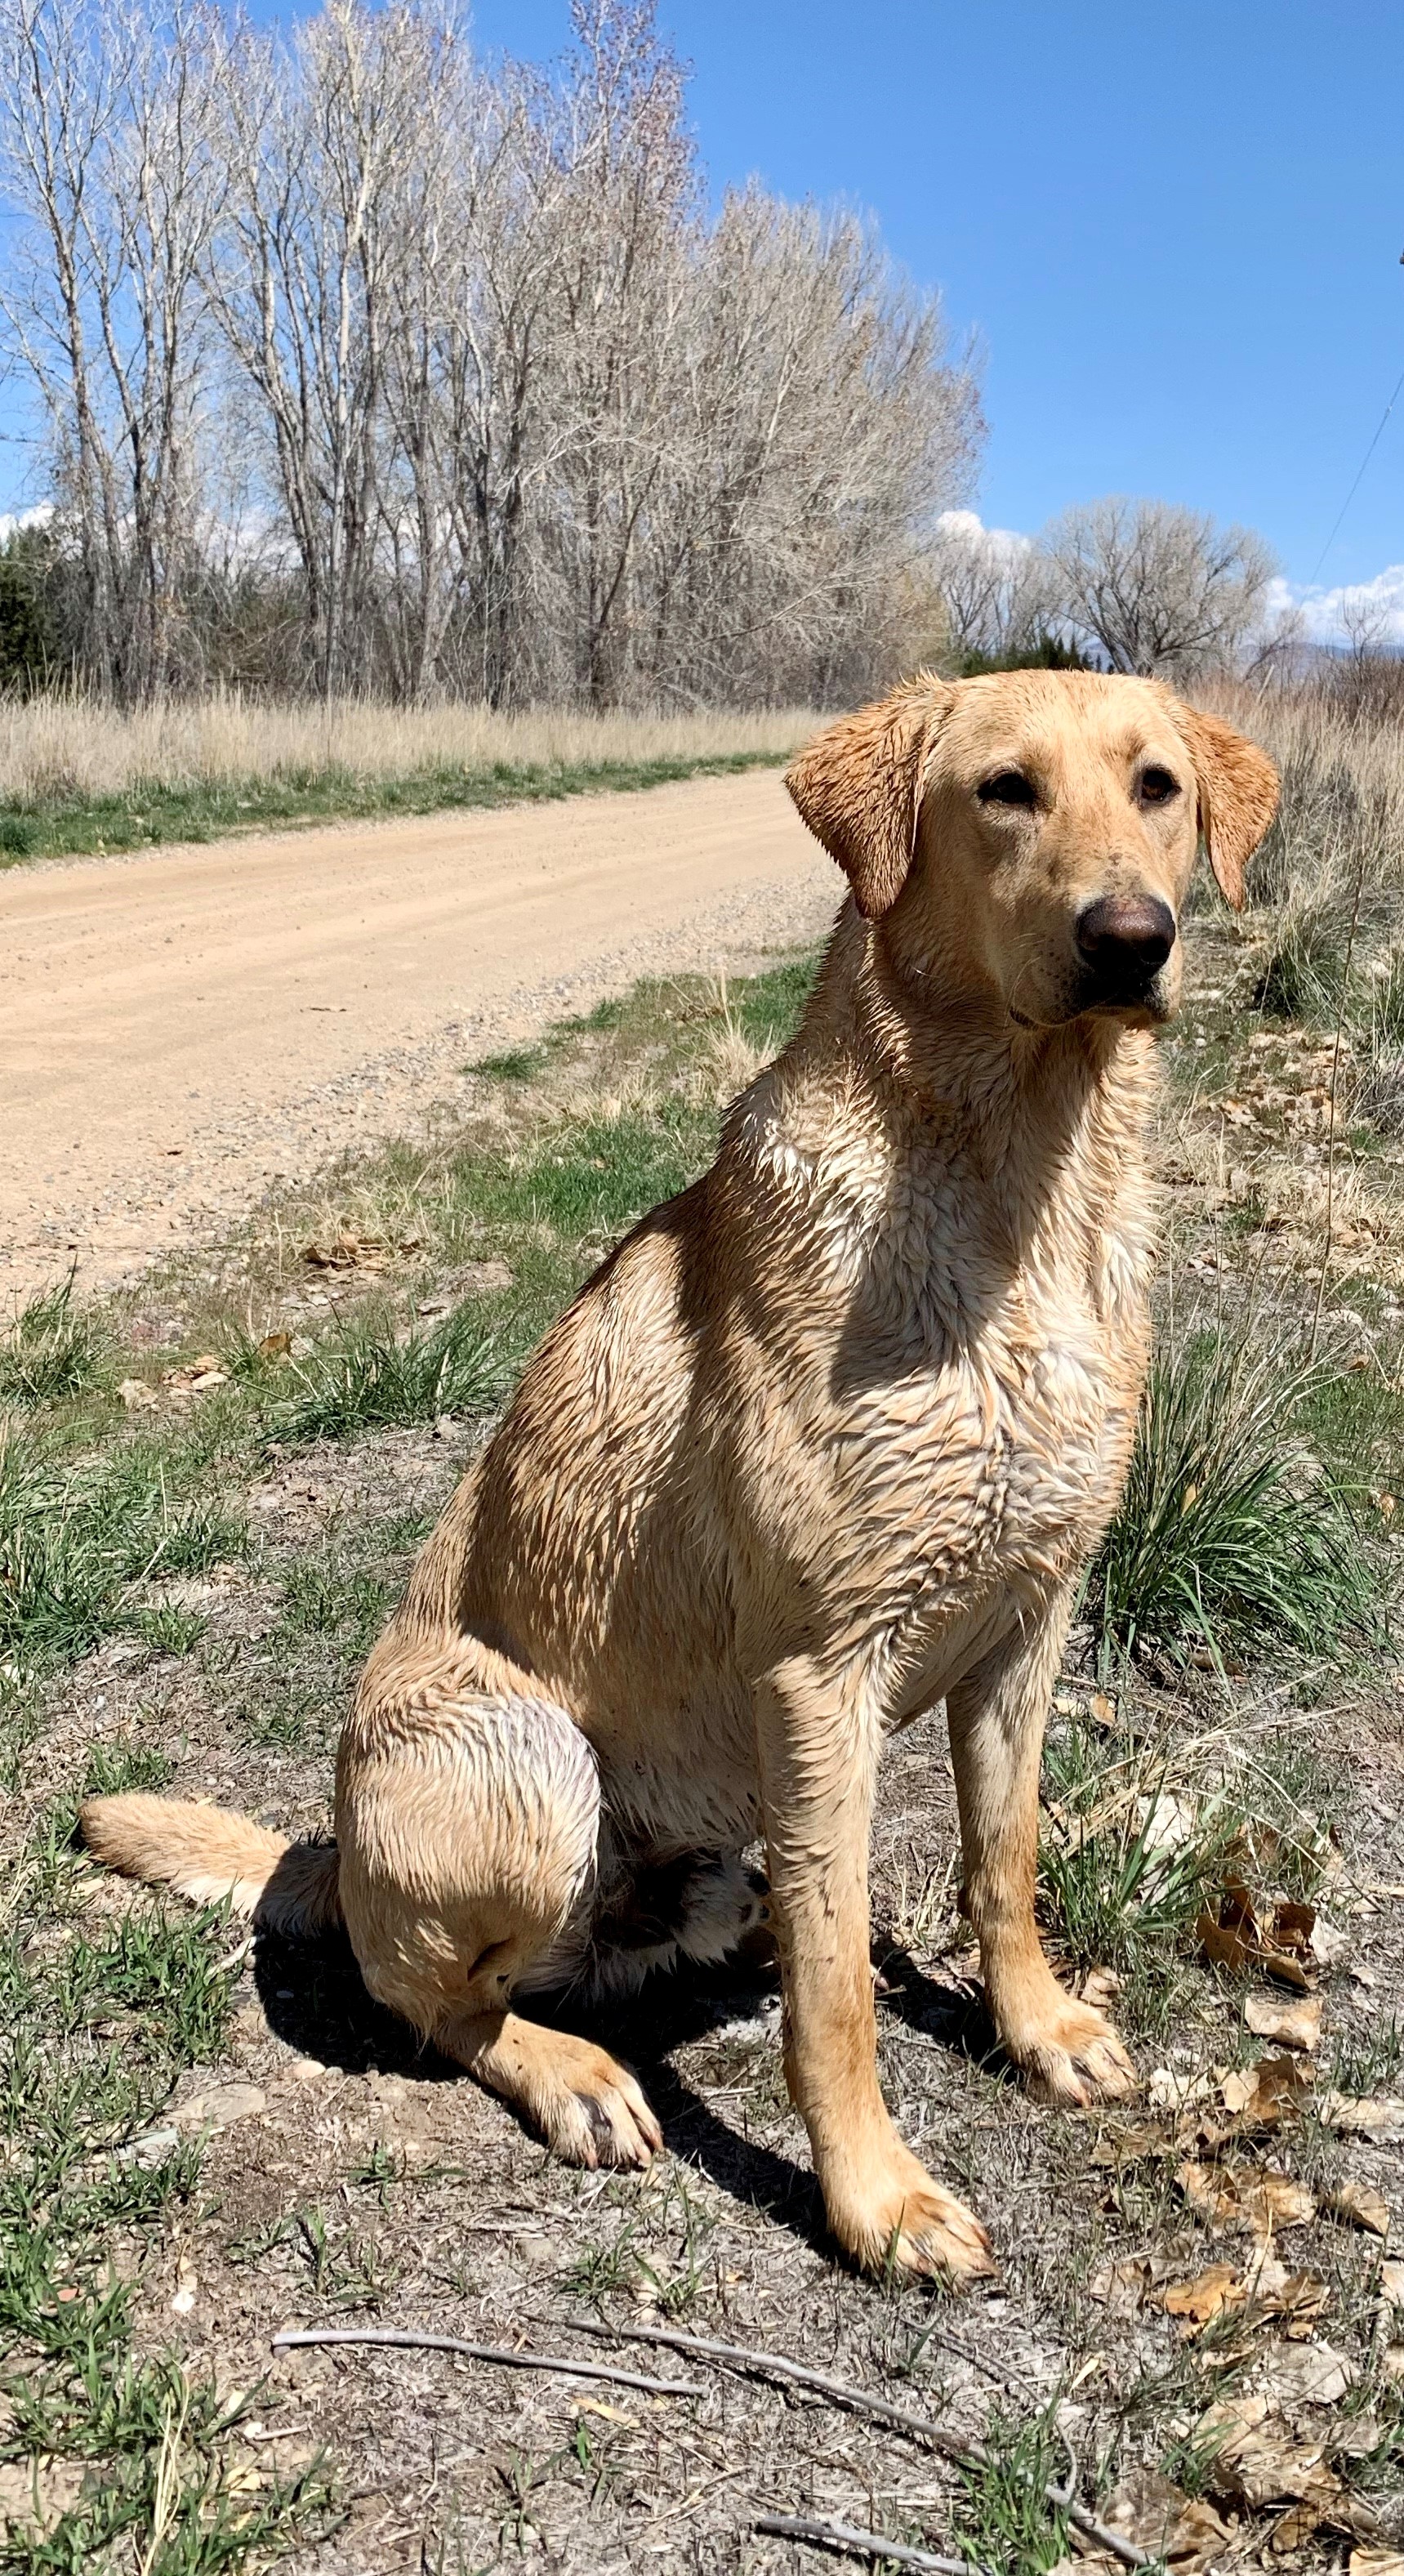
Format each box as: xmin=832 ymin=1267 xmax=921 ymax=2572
xmin=83 ymin=671 xmax=1277 ymax=2283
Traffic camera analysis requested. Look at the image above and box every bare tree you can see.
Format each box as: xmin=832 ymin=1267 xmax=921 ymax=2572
xmin=206 ymin=0 xmax=433 ymax=696
xmin=1043 ymin=496 xmax=1277 ymax=679
xmin=928 ymin=509 xmax=1058 ymax=663
xmin=0 ymin=0 xmax=986 ymax=704
xmin=0 ymin=0 xmax=221 ymax=698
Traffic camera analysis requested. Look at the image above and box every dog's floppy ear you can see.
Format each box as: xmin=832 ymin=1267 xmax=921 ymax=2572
xmin=1172 ymin=705 xmax=1279 ymax=911
xmin=785 ymin=676 xmax=953 ymax=918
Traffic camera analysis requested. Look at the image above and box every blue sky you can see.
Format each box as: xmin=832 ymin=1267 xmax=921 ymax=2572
xmin=6 ymin=0 xmax=1400 ymax=635
xmin=466 ymin=0 xmax=1404 ymax=637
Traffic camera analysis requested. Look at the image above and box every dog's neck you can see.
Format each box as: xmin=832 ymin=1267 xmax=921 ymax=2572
xmin=833 ymin=907 xmax=1150 ymax=1133
xmin=762 ymin=907 xmax=1159 ymax=1272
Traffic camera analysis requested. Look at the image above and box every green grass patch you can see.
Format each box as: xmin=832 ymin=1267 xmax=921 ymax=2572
xmin=0 ymin=1816 xmax=332 ymax=2572
xmin=1086 ymin=1324 xmax=1384 ymax=1670
xmin=0 ymin=1433 xmax=245 ymax=1676
xmin=274 ymin=1303 xmax=505 ymax=1444
xmin=951 ymin=2409 xmax=1071 ymax=2574
xmin=0 ymin=1275 xmax=110 ymax=1411
xmin=0 ymin=748 xmax=790 ymax=869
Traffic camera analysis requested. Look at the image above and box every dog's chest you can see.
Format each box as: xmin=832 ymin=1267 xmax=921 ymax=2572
xmin=827 ymin=1192 xmax=1148 ymax=1615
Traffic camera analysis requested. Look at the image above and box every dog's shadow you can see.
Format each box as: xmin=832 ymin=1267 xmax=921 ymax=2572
xmin=251 ymin=1926 xmax=994 ymax=2261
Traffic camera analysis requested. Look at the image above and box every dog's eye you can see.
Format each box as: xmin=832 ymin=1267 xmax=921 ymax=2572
xmin=978 ymin=771 xmax=1036 ymax=809
xmin=1139 ymin=766 xmax=1181 ymax=806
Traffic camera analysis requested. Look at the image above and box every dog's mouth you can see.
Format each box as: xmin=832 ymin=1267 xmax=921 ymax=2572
xmin=1080 ymin=967 xmax=1175 ymax=1025
xmin=1010 ymin=967 xmax=1176 ymax=1034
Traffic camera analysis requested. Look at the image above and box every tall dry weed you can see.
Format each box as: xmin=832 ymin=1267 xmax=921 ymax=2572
xmin=0 ymin=691 xmax=818 ymax=806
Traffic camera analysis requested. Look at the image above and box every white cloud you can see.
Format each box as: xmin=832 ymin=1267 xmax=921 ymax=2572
xmin=934 ymin=507 xmax=1033 ymax=565
xmin=1270 ymin=565 xmax=1404 ymax=650
xmin=0 ymin=503 xmax=52 ymax=542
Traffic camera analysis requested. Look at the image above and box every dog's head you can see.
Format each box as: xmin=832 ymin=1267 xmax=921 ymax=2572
xmin=786 ymin=670 xmax=1278 ymax=1031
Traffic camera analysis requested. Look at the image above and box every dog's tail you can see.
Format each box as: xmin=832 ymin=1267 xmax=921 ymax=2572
xmin=79 ymin=1795 xmax=341 ymax=1936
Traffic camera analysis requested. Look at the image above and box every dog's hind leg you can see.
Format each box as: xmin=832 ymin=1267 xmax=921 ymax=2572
xmin=337 ymin=1680 xmax=661 ymax=2168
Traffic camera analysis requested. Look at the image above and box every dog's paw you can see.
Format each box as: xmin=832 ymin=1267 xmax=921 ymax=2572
xmin=825 ymin=2142 xmax=996 ymax=2287
xmin=1000 ymin=1990 xmax=1136 ymax=2108
xmin=535 ymin=2035 xmax=663 ymax=2170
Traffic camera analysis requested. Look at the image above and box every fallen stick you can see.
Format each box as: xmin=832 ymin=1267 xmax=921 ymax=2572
xmin=270 ymin=2325 xmax=699 ymax=2400
xmin=755 ymin=2510 xmax=977 ymax=2574
xmin=570 ymin=2318 xmax=1147 ymax=2570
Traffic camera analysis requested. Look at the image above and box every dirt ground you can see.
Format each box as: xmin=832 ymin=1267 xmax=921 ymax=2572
xmin=6 ymin=865 xmax=1404 ymax=2573
xmin=0 ymin=770 xmax=831 ymax=1302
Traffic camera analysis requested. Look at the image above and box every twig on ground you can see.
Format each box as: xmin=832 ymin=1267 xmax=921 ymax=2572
xmin=270 ymin=2324 xmax=700 ymax=2399
xmin=570 ymin=2317 xmax=1147 ymax=2569
xmin=1308 ymin=836 xmax=1369 ymax=1360
xmin=901 ymin=2319 xmax=1076 ymax=2507
xmin=755 ymin=2511 xmax=978 ymax=2574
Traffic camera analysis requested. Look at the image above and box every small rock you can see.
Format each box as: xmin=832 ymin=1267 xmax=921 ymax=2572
xmin=171 ymin=2083 xmax=266 ymax=2135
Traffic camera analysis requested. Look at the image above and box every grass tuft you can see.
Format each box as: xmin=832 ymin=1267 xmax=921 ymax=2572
xmin=0 ymin=1435 xmax=243 ymax=1672
xmin=0 ymin=1275 xmax=109 ymax=1411
xmin=951 ymin=2409 xmax=1071 ymax=2574
xmin=274 ymin=1304 xmax=505 ymax=1443
xmin=1087 ymin=1322 xmax=1382 ymax=1668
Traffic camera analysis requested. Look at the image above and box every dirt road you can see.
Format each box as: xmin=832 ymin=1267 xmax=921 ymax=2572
xmin=1 ymin=769 xmax=834 ymax=1301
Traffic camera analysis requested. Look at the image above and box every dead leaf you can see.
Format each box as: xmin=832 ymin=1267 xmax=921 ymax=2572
xmin=1198 ymin=1882 xmax=1324 ymax=1990
xmin=1246 ymin=1992 xmax=1322 ymax=2051
xmin=1089 ymin=2121 xmax=1171 ymax=2170
xmin=163 ymin=1355 xmax=228 ymax=1396
xmin=1320 ymin=2092 xmax=1404 ymax=2144
xmin=1088 ymin=2255 xmax=1160 ymax=2311
xmin=1102 ymin=2465 xmax=1230 ymax=2569
xmin=1323 ymin=2180 xmax=1391 ymax=2239
xmin=1233 ymin=2248 xmax=1329 ymax=2336
xmin=1177 ymin=2158 xmax=1315 ymax=2239
xmin=1160 ymin=2263 xmax=1245 ymax=2332
xmin=1149 ymin=2065 xmax=1215 ymax=2114
xmin=1349 ymin=2551 xmax=1404 ymax=2574
xmin=1311 ymin=1915 xmax=1354 ymax=1969
xmin=1197 ymin=2393 xmax=1326 ymax=2506
xmin=1079 ymin=1964 xmax=1122 ymax=2007
xmin=1259 ymin=2339 xmax=1357 ymax=2410
xmin=1215 ymin=2052 xmax=1313 ymax=2132
xmin=117 ymin=1377 xmax=158 ymax=1410
xmin=304 ymin=1234 xmax=382 ymax=1270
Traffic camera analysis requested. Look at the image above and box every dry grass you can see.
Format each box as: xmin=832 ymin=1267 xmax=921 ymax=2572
xmin=0 ymin=691 xmax=818 ymax=806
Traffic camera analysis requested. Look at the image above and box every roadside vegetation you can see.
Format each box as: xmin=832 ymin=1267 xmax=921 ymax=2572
xmin=2 ymin=692 xmax=1404 ymax=2574
xmin=0 ymin=698 xmax=814 ymax=867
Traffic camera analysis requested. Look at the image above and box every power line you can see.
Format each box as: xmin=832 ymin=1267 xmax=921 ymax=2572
xmin=1308 ymin=342 xmax=1404 ymax=588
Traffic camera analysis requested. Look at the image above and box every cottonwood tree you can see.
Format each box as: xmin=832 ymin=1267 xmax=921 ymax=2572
xmin=929 ymin=508 xmax=1059 ymax=663
xmin=1044 ymin=496 xmax=1277 ymax=680
xmin=0 ymin=0 xmax=222 ymax=699
xmin=0 ymin=0 xmax=984 ymax=703
xmin=205 ymin=0 xmax=439 ymax=698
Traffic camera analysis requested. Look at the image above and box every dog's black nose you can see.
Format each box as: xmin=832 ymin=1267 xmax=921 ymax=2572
xmin=1076 ymin=893 xmax=1177 ymax=980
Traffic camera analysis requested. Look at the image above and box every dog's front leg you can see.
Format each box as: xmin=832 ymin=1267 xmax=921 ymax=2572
xmin=755 ymin=1655 xmax=993 ymax=2284
xmin=946 ymin=1604 xmax=1135 ymax=2106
